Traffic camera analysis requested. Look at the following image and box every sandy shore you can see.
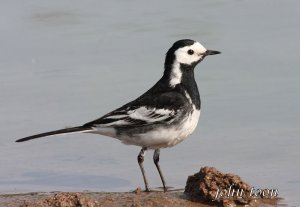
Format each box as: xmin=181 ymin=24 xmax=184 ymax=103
xmin=0 ymin=190 xmax=205 ymax=207
xmin=0 ymin=167 xmax=281 ymax=207
xmin=0 ymin=190 xmax=280 ymax=207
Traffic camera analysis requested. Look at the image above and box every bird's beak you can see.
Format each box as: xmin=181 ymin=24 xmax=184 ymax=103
xmin=204 ymin=50 xmax=221 ymax=56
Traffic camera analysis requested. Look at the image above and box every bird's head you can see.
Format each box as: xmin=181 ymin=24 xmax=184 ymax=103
xmin=164 ymin=39 xmax=220 ymax=87
xmin=166 ymin=39 xmax=220 ymax=66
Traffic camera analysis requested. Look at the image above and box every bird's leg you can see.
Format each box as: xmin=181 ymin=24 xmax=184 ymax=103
xmin=137 ymin=147 xmax=150 ymax=192
xmin=153 ymin=149 xmax=167 ymax=192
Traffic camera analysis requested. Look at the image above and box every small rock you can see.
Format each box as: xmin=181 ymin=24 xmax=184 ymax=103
xmin=21 ymin=192 xmax=100 ymax=207
xmin=184 ymin=166 xmax=254 ymax=206
xmin=134 ymin=187 xmax=142 ymax=195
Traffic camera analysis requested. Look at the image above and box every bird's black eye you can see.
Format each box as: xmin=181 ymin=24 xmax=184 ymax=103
xmin=187 ymin=49 xmax=194 ymax=55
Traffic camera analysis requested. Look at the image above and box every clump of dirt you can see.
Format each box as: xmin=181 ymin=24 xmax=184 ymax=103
xmin=21 ymin=192 xmax=100 ymax=207
xmin=185 ymin=166 xmax=259 ymax=206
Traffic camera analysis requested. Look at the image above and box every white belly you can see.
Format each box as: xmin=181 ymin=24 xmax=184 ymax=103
xmin=119 ymin=109 xmax=201 ymax=149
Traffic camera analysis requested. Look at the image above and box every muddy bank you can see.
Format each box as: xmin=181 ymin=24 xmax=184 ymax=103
xmin=0 ymin=191 xmax=280 ymax=207
xmin=0 ymin=191 xmax=211 ymax=207
xmin=0 ymin=167 xmax=280 ymax=207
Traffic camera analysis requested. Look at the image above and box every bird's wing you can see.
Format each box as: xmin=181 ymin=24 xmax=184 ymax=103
xmin=87 ymin=107 xmax=177 ymax=128
xmin=84 ymin=91 xmax=187 ymax=128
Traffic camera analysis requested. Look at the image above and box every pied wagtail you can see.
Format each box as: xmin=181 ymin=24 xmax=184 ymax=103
xmin=16 ymin=39 xmax=220 ymax=192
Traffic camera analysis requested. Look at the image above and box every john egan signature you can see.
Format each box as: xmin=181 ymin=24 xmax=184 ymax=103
xmin=214 ymin=184 xmax=278 ymax=200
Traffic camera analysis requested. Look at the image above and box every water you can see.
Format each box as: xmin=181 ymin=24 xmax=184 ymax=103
xmin=0 ymin=0 xmax=299 ymax=205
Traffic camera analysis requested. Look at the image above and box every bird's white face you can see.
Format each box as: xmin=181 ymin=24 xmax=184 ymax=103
xmin=174 ymin=42 xmax=207 ymax=65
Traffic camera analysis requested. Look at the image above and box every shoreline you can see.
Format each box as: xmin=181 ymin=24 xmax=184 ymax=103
xmin=0 ymin=167 xmax=283 ymax=206
xmin=0 ymin=190 xmax=280 ymax=207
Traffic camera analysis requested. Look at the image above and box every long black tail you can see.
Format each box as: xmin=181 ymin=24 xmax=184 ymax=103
xmin=15 ymin=126 xmax=92 ymax=142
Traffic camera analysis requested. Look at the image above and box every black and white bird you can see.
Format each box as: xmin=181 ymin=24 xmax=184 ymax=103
xmin=16 ymin=39 xmax=220 ymax=192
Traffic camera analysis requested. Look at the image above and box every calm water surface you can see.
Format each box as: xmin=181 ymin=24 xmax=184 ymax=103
xmin=0 ymin=0 xmax=299 ymax=206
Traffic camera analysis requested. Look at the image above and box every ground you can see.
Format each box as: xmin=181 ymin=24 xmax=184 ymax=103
xmin=0 ymin=167 xmax=280 ymax=207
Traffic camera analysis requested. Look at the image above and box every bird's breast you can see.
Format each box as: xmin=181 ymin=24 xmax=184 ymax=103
xmin=167 ymin=107 xmax=201 ymax=147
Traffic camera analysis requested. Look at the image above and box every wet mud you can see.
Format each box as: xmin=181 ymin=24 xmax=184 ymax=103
xmin=0 ymin=167 xmax=280 ymax=207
